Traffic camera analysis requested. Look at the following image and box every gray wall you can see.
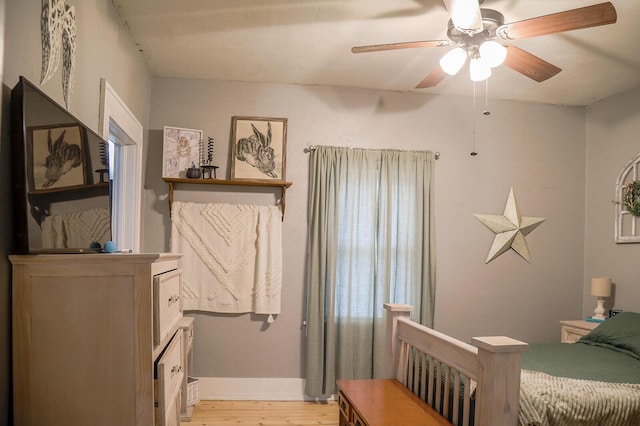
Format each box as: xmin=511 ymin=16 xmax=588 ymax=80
xmin=584 ymin=87 xmax=640 ymax=314
xmin=2 ymin=0 xmax=151 ymax=419
xmin=144 ymin=78 xmax=590 ymax=379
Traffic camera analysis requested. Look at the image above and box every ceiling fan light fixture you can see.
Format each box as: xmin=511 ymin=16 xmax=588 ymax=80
xmin=470 ymin=56 xmax=492 ymax=82
xmin=479 ymin=41 xmax=507 ymax=68
xmin=443 ymin=0 xmax=483 ymax=34
xmin=440 ymin=47 xmax=467 ymax=76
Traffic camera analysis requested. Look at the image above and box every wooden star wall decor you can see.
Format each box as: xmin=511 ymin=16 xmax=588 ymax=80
xmin=474 ymin=188 xmax=545 ymax=264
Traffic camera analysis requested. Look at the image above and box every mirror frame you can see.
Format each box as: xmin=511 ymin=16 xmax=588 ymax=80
xmin=10 ymin=76 xmax=112 ymax=254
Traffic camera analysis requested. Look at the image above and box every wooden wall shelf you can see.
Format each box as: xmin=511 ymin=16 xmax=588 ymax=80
xmin=162 ymin=178 xmax=293 ymax=219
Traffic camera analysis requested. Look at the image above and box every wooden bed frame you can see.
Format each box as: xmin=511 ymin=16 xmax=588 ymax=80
xmin=384 ymin=303 xmax=529 ymax=426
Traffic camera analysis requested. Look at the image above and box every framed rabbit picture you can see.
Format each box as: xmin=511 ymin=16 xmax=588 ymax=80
xmin=26 ymin=124 xmax=87 ymax=193
xmin=230 ymin=116 xmax=287 ymax=182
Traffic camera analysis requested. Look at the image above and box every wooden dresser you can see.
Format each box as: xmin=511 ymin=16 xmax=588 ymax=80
xmin=10 ymin=253 xmax=184 ymax=426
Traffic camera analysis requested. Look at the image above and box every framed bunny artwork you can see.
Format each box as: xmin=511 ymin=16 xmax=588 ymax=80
xmin=230 ymin=116 xmax=287 ymax=182
xmin=26 ymin=124 xmax=87 ymax=193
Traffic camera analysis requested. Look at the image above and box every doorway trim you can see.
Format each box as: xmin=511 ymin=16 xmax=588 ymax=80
xmin=99 ymin=79 xmax=143 ymax=253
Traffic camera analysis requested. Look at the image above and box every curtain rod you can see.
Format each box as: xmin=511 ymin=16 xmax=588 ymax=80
xmin=304 ymin=145 xmax=440 ymax=159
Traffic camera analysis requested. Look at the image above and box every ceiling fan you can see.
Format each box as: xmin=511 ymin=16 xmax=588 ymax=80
xmin=351 ymin=1 xmax=617 ymax=88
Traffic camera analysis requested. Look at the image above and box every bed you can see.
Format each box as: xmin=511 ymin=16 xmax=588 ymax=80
xmin=382 ymin=303 xmax=640 ymax=426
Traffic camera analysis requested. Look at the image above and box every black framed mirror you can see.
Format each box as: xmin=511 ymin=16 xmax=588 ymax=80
xmin=10 ymin=76 xmax=112 ymax=253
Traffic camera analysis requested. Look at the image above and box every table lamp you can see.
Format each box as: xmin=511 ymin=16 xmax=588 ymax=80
xmin=590 ymin=277 xmax=612 ymax=321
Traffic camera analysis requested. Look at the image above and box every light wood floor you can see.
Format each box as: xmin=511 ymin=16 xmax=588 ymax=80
xmin=182 ymin=400 xmax=339 ymax=426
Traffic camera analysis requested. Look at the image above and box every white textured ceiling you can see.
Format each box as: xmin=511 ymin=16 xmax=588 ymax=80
xmin=111 ymin=0 xmax=640 ymax=106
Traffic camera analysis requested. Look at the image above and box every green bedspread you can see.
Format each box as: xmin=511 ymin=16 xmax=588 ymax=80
xmin=521 ymin=341 xmax=640 ymax=383
xmin=517 ymin=312 xmax=640 ymax=425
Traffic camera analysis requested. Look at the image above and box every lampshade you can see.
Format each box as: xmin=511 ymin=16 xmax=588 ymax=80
xmin=479 ymin=41 xmax=507 ymax=68
xmin=440 ymin=47 xmax=467 ymax=76
xmin=469 ymin=56 xmax=491 ymax=82
xmin=591 ymin=277 xmax=612 ymax=298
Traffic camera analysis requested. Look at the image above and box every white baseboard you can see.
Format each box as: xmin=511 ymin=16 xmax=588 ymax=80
xmin=197 ymin=377 xmax=314 ymax=401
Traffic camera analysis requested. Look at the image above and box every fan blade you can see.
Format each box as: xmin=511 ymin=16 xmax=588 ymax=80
xmin=497 ymin=2 xmax=617 ymax=40
xmin=442 ymin=0 xmax=483 ymax=33
xmin=416 ymin=66 xmax=448 ymax=88
xmin=352 ymin=40 xmax=452 ymax=54
xmin=503 ymin=45 xmax=561 ymax=82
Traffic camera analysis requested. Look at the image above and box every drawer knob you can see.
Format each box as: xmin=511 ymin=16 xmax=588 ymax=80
xmin=168 ymin=294 xmax=180 ymax=306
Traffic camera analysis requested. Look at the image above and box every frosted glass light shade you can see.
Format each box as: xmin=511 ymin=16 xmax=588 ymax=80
xmin=443 ymin=0 xmax=482 ymax=32
xmin=479 ymin=41 xmax=507 ymax=68
xmin=591 ymin=277 xmax=612 ymax=297
xmin=440 ymin=47 xmax=467 ymax=76
xmin=470 ymin=56 xmax=491 ymax=81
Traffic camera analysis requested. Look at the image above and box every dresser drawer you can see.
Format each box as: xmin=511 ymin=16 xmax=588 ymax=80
xmin=156 ymin=330 xmax=183 ymax=426
xmin=562 ymin=326 xmax=587 ymax=343
xmin=178 ymin=316 xmax=196 ymax=417
xmin=338 ymin=390 xmax=351 ymax=420
xmin=179 ymin=316 xmax=195 ymax=353
xmin=353 ymin=410 xmax=368 ymax=426
xmin=560 ymin=320 xmax=598 ymax=343
xmin=154 ymin=269 xmax=183 ymax=348
xmin=157 ymin=391 xmax=180 ymax=426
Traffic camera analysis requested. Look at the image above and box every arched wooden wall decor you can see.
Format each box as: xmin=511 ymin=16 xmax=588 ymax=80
xmin=614 ymin=152 xmax=640 ymax=243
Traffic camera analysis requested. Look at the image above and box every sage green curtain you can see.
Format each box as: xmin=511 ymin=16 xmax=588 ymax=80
xmin=304 ymin=146 xmax=436 ymax=397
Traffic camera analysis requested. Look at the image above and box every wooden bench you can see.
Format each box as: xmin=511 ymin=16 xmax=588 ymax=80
xmin=337 ymin=379 xmax=453 ymax=426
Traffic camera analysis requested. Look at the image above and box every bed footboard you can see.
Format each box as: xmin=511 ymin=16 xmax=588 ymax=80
xmin=384 ymin=304 xmax=528 ymax=426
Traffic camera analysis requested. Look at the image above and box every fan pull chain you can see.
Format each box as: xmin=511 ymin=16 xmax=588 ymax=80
xmin=471 ymin=81 xmax=477 ymax=156
xmin=484 ymin=79 xmax=491 ymax=116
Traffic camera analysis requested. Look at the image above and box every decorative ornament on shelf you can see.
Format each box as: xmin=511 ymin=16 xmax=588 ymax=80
xmin=198 ymin=136 xmax=206 ymax=168
xmin=103 ymin=240 xmax=117 ymax=253
xmin=95 ymin=139 xmax=109 ymax=183
xmin=186 ymin=162 xmax=201 ymax=179
xmin=622 ymin=181 xmax=640 ymax=217
xmin=200 ymin=136 xmax=218 ymax=179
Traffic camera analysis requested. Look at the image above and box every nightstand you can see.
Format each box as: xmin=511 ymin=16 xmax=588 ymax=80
xmin=559 ymin=320 xmax=599 ymax=343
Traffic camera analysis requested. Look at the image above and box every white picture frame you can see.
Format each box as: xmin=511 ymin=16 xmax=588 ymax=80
xmin=162 ymin=126 xmax=203 ymax=178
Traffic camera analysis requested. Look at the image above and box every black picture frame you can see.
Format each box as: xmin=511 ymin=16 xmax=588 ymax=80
xmin=10 ymin=76 xmax=112 ymax=254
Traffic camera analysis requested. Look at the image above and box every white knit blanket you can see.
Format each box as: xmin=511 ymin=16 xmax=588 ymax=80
xmin=519 ymin=370 xmax=640 ymax=425
xmin=170 ymin=202 xmax=283 ymax=319
xmin=41 ymin=207 xmax=111 ymax=248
